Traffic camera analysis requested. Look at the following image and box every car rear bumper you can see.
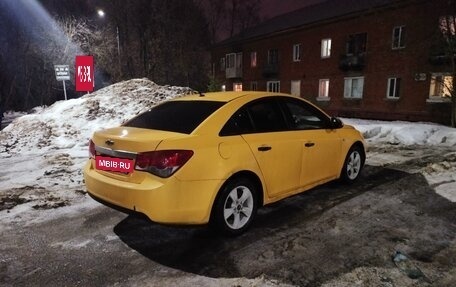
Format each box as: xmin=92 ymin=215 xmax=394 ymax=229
xmin=83 ymin=161 xmax=222 ymax=225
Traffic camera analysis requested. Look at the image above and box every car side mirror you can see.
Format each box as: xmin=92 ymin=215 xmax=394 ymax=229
xmin=329 ymin=117 xmax=343 ymax=129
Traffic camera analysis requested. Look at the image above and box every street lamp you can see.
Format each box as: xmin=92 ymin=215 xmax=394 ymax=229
xmin=97 ymin=9 xmax=119 ymax=57
xmin=97 ymin=9 xmax=105 ymax=18
xmin=97 ymin=9 xmax=121 ymax=72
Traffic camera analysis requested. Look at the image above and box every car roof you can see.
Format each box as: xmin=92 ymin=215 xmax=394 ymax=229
xmin=175 ymin=91 xmax=290 ymax=102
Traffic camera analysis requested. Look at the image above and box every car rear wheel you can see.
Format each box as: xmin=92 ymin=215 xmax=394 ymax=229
xmin=211 ymin=178 xmax=258 ymax=236
xmin=341 ymin=145 xmax=364 ymax=183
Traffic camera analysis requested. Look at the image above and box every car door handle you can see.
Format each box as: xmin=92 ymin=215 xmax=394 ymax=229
xmin=258 ymin=146 xmax=272 ymax=152
xmin=305 ymin=142 xmax=315 ymax=148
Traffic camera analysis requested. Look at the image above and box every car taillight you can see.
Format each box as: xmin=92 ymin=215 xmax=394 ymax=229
xmin=89 ymin=140 xmax=96 ymax=159
xmin=135 ymin=150 xmax=193 ymax=178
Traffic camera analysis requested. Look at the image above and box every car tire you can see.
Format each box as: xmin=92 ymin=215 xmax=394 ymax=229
xmin=341 ymin=145 xmax=364 ymax=184
xmin=211 ymin=178 xmax=258 ymax=236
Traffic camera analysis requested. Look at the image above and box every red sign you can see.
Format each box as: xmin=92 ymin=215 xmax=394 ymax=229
xmin=75 ymin=56 xmax=94 ymax=92
xmin=95 ymin=156 xmax=134 ymax=173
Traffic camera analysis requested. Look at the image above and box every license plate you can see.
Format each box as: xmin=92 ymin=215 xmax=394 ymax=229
xmin=95 ymin=156 xmax=134 ymax=173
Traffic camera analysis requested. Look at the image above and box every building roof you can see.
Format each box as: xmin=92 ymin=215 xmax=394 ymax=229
xmin=216 ymin=0 xmax=405 ymax=46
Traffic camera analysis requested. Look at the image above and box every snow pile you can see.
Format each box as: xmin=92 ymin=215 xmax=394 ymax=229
xmin=0 ymin=78 xmax=194 ymax=156
xmin=0 ymin=79 xmax=193 ymax=201
xmin=343 ymin=118 xmax=456 ymax=146
xmin=343 ymin=119 xmax=456 ymax=146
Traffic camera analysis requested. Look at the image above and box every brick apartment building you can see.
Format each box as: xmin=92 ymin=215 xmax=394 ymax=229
xmin=211 ymin=0 xmax=454 ymax=124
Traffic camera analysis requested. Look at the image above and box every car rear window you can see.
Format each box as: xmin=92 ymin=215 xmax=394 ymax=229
xmin=124 ymin=101 xmax=225 ymax=134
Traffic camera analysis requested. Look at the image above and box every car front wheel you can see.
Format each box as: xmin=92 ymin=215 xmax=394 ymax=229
xmin=341 ymin=145 xmax=364 ymax=183
xmin=211 ymin=178 xmax=258 ymax=236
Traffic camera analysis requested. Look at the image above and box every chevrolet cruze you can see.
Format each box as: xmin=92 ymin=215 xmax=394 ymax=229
xmin=83 ymin=91 xmax=365 ymax=235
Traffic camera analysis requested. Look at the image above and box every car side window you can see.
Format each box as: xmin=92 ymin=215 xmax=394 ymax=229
xmin=247 ymin=98 xmax=287 ymax=133
xmin=282 ymin=98 xmax=329 ymax=130
xmin=220 ymin=108 xmax=254 ymax=136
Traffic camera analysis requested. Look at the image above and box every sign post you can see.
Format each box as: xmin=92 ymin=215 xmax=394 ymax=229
xmin=54 ymin=65 xmax=70 ymax=100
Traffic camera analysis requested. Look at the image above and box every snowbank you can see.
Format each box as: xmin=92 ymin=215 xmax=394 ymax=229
xmin=343 ymin=118 xmax=456 ymax=146
xmin=0 ymin=79 xmax=194 ymax=193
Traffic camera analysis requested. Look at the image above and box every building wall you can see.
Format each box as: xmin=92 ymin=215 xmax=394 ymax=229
xmin=212 ymin=0 xmax=453 ymax=124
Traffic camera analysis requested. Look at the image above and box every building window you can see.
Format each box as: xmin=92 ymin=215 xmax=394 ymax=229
xmin=233 ymin=82 xmax=243 ymax=91
xmin=268 ymin=49 xmax=279 ymax=65
xmin=293 ymin=44 xmax=301 ymax=61
xmin=392 ymin=26 xmax=405 ymax=49
xmin=267 ymin=81 xmax=280 ymax=92
xmin=440 ymin=16 xmax=456 ymax=36
xmin=344 ymin=77 xmax=364 ymax=99
xmin=250 ymin=52 xmax=257 ymax=67
xmin=318 ymin=79 xmax=330 ymax=99
xmin=291 ymin=80 xmax=301 ymax=96
xmin=226 ymin=53 xmax=242 ymax=69
xmin=220 ymin=57 xmax=225 ymax=71
xmin=387 ymin=77 xmax=401 ymax=99
xmin=429 ymin=74 xmax=453 ymax=99
xmin=250 ymin=81 xmax=257 ymax=91
xmin=321 ymin=38 xmax=331 ymax=58
xmin=346 ymin=33 xmax=367 ymax=54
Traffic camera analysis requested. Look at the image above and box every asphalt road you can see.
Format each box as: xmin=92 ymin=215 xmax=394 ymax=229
xmin=1 ymin=149 xmax=456 ymax=286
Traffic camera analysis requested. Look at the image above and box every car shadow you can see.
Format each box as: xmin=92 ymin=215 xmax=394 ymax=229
xmin=113 ymin=165 xmax=456 ymax=285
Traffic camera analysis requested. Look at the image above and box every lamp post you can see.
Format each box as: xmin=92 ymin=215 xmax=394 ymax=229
xmin=97 ymin=9 xmax=121 ymax=74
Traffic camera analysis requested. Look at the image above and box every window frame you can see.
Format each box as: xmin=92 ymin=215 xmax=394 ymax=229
xmin=318 ymin=79 xmax=330 ymax=100
xmin=279 ymin=97 xmax=331 ymax=130
xmin=267 ymin=81 xmax=280 ymax=93
xmin=387 ymin=77 xmax=401 ymax=99
xmin=267 ymin=49 xmax=279 ymax=65
xmin=392 ymin=25 xmax=406 ymax=49
xmin=344 ymin=76 xmax=364 ymax=99
xmin=321 ymin=38 xmax=332 ymax=58
xmin=429 ymin=73 xmax=453 ymax=100
xmin=293 ymin=44 xmax=301 ymax=62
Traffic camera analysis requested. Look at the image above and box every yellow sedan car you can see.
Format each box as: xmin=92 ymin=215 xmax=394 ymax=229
xmin=83 ymin=91 xmax=365 ymax=235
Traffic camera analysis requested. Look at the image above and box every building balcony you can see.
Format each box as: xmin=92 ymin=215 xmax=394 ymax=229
xmin=429 ymin=53 xmax=452 ymax=65
xmin=262 ymin=64 xmax=279 ymax=78
xmin=339 ymin=53 xmax=366 ymax=71
xmin=225 ymin=67 xmax=242 ymax=79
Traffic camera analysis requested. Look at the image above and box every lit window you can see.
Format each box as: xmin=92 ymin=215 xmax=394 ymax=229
xmin=387 ymin=77 xmax=401 ymax=98
xmin=267 ymin=81 xmax=280 ymax=92
xmin=233 ymin=83 xmax=243 ymax=91
xmin=429 ymin=74 xmax=453 ymax=99
xmin=250 ymin=81 xmax=257 ymax=91
xmin=318 ymin=79 xmax=330 ymax=98
xmin=293 ymin=44 xmax=301 ymax=61
xmin=250 ymin=52 xmax=257 ymax=67
xmin=439 ymin=16 xmax=456 ymax=37
xmin=392 ymin=26 xmax=405 ymax=49
xmin=321 ymin=38 xmax=331 ymax=58
xmin=344 ymin=77 xmax=364 ymax=99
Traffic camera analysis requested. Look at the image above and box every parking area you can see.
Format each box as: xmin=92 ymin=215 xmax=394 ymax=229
xmin=0 ymin=146 xmax=455 ymax=286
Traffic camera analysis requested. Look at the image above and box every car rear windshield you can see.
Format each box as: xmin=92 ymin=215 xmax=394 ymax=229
xmin=124 ymin=100 xmax=225 ymax=134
